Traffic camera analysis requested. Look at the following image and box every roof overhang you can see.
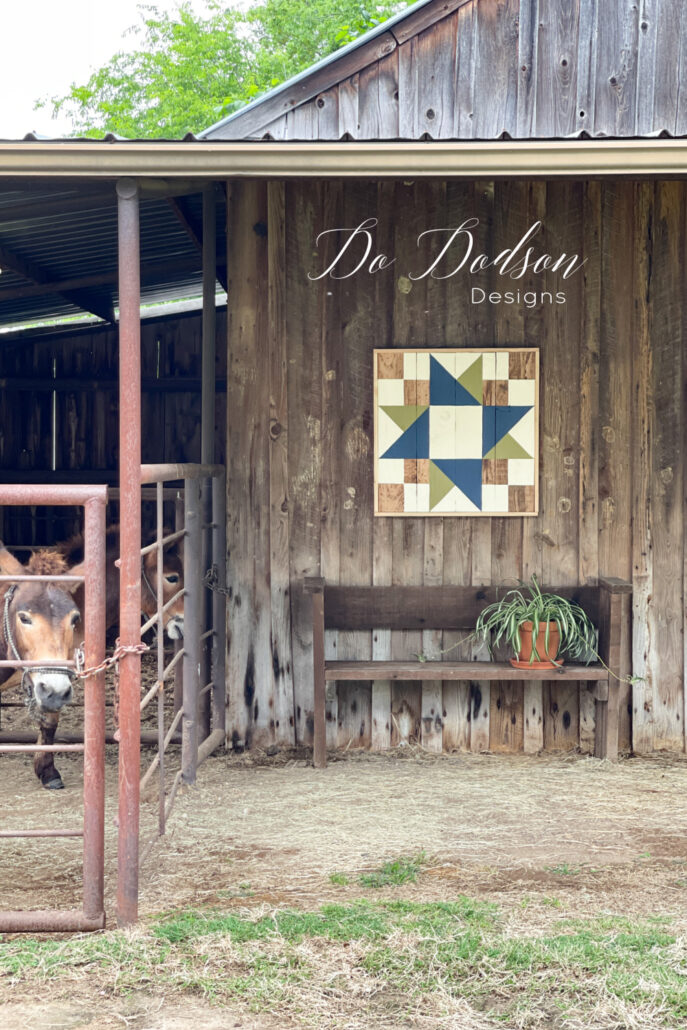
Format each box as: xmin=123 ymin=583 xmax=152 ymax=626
xmin=1 ymin=139 xmax=687 ymax=180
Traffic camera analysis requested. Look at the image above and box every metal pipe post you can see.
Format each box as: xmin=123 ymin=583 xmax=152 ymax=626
xmin=82 ymin=493 xmax=107 ymax=924
xmin=173 ymin=490 xmax=184 ymax=716
xmin=211 ymin=470 xmax=227 ymax=735
xmin=199 ymin=187 xmax=217 ymax=742
xmin=156 ymin=481 xmax=166 ymax=835
xmin=116 ymin=177 xmax=142 ymax=927
xmin=182 ymin=477 xmax=202 ymax=783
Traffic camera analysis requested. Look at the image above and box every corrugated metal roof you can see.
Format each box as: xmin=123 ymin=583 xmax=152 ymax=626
xmin=0 ymin=180 xmax=226 ymax=333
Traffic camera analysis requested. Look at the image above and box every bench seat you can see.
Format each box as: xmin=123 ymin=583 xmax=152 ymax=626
xmin=324 ymin=660 xmax=609 ymax=682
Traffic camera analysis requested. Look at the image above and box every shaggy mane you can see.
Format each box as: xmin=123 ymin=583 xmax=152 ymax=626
xmin=27 ymin=550 xmax=68 ymax=576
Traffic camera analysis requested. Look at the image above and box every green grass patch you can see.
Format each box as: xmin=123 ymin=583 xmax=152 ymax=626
xmin=328 ymin=872 xmax=349 ymax=886
xmin=1 ymin=897 xmax=686 ymax=1026
xmin=357 ymin=851 xmax=427 ymax=889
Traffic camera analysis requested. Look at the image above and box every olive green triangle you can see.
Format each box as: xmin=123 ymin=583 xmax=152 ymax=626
xmin=457 ymin=355 xmax=483 ymax=403
xmin=380 ymin=405 xmax=429 ymax=432
xmin=429 ymin=460 xmax=455 ymax=509
xmin=484 ymin=433 xmax=532 ymax=460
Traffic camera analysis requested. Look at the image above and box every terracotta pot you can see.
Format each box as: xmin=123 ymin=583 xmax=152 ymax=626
xmin=516 ymin=620 xmax=561 ymax=667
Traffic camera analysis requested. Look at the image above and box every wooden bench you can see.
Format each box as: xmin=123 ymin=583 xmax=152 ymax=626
xmin=304 ymin=577 xmax=632 ymax=768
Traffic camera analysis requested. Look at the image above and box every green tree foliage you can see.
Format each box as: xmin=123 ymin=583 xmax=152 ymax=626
xmin=41 ymin=0 xmax=414 ymax=138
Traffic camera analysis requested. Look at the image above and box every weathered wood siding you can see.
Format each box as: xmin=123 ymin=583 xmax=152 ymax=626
xmin=210 ymin=0 xmax=687 ymax=142
xmin=0 ymin=311 xmax=227 ymax=544
xmin=226 ymin=177 xmax=686 ymax=755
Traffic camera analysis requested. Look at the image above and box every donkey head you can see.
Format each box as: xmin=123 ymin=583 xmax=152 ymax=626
xmin=0 ymin=545 xmax=80 ymax=712
xmin=141 ymin=543 xmax=185 ymax=639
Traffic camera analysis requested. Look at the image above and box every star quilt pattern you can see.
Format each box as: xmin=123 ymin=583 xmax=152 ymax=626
xmin=374 ymin=349 xmax=539 ymax=515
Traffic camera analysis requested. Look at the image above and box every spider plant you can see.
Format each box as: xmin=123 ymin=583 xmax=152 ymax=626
xmin=474 ymin=575 xmax=598 ymax=664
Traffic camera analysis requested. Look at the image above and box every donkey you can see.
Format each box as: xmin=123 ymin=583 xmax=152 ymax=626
xmin=61 ymin=524 xmax=185 ymax=640
xmin=0 ymin=545 xmax=81 ymax=789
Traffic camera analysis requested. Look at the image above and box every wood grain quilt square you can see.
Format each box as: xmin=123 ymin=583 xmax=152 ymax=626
xmin=378 ymin=483 xmax=405 ymax=512
xmin=508 ymin=485 xmax=536 ymax=512
xmin=404 ymin=379 xmax=430 ymax=405
xmin=509 ymin=351 xmax=537 ymax=379
xmin=482 ymin=458 xmax=508 ymax=484
xmin=404 ymin=458 xmax=430 ymax=483
xmin=482 ymin=380 xmax=509 ymax=405
xmin=377 ymin=352 xmax=404 ymax=379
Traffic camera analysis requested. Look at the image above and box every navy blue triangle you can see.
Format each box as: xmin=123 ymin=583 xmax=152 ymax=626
xmin=381 ymin=408 xmax=430 ymax=460
xmin=482 ymin=406 xmax=532 ymax=456
xmin=430 ymin=355 xmax=480 ymax=406
xmin=433 ymin=459 xmax=483 ymax=510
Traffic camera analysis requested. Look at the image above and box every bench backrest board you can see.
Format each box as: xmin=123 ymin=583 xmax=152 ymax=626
xmin=317 ymin=585 xmax=600 ymax=631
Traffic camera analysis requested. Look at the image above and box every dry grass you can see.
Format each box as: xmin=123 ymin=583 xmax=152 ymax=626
xmin=2 ymin=746 xmax=687 ymax=1028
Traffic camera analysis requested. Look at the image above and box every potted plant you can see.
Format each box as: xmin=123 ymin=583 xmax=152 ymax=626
xmin=474 ymin=576 xmax=598 ymax=669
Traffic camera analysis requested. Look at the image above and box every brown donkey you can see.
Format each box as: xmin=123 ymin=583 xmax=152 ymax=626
xmin=0 ymin=545 xmax=81 ymax=789
xmin=61 ymin=524 xmax=185 ymax=641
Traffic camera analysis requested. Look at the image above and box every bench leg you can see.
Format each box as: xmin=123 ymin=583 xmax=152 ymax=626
xmin=594 ymin=690 xmax=619 ymax=762
xmin=312 ymin=591 xmax=327 ymax=769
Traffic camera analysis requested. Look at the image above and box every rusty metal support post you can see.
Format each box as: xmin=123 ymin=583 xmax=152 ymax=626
xmin=199 ymin=186 xmax=217 ymax=743
xmin=82 ymin=493 xmax=107 ymax=924
xmin=182 ymin=477 xmax=202 ymax=783
xmin=156 ymin=481 xmax=166 ymax=836
xmin=173 ymin=490 xmax=184 ymax=716
xmin=116 ymin=178 xmax=142 ymax=927
xmin=211 ymin=470 xmax=227 ymax=735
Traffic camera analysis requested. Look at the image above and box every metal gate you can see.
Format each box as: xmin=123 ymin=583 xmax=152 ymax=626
xmin=0 ymin=484 xmax=107 ymax=933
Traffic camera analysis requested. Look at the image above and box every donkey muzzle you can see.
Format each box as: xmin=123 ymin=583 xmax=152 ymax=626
xmin=31 ymin=672 xmax=74 ymax=712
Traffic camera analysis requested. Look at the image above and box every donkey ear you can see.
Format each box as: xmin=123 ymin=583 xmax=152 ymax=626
xmin=66 ymin=561 xmax=85 ymax=595
xmin=0 ymin=541 xmax=25 ymax=577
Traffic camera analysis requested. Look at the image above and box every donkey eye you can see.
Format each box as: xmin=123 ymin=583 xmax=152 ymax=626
xmin=18 ymin=612 xmax=33 ymax=626
xmin=165 ymin=574 xmax=179 ymax=585
xmin=71 ymin=611 xmax=81 ymax=626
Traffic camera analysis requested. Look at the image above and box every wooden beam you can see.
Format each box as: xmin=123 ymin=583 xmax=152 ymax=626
xmin=0 ymin=242 xmax=115 ymax=323
xmin=0 ymin=255 xmax=227 ymax=302
xmin=167 ymin=191 xmax=228 ymax=291
xmin=0 ymin=376 xmax=227 ymax=393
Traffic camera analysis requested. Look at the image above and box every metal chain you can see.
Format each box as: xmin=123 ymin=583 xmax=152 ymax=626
xmin=74 ymin=640 xmax=149 ymax=682
xmin=203 ymin=564 xmax=231 ymax=597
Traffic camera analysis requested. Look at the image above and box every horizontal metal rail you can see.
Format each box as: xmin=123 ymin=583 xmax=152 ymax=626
xmin=0 ymin=910 xmax=105 ymax=933
xmin=139 ymin=528 xmax=186 ymax=557
xmin=0 ymin=658 xmax=76 ymax=669
xmin=140 ymin=681 xmax=161 ymax=714
xmin=139 ymin=707 xmax=184 ymax=792
xmin=0 ymin=829 xmax=83 ymax=839
xmin=140 ymin=587 xmax=185 ymax=635
xmin=0 ymin=744 xmax=85 ymax=753
xmin=0 ymin=574 xmax=84 ymax=583
xmin=141 ymin=462 xmax=224 ymax=484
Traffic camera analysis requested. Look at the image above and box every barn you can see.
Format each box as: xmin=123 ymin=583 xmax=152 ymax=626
xmin=1 ymin=0 xmax=686 ymax=927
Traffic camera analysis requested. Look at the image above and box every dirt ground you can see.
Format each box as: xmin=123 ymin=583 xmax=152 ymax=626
xmin=1 ymin=743 xmax=687 ymax=1028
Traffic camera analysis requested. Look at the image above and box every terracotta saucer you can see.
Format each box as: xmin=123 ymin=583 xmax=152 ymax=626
xmin=509 ymin=657 xmax=563 ymax=670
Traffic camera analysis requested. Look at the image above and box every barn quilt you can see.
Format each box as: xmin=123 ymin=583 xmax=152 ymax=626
xmin=374 ymin=349 xmax=539 ymax=516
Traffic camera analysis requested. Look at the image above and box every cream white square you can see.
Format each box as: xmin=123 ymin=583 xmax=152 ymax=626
xmin=508 ymin=459 xmax=535 ymax=486
xmin=416 ymin=352 xmax=430 ymax=378
xmin=377 ymin=458 xmax=405 ymax=484
xmin=481 ymin=484 xmax=509 ymax=512
xmin=429 ymin=407 xmax=482 ymax=458
xmin=481 ymin=352 xmax=496 ymax=379
xmin=404 ymin=483 xmax=429 ymax=511
xmin=495 ymin=352 xmax=509 ymax=379
xmin=377 ymin=379 xmax=405 ymax=406
xmin=403 ymin=352 xmax=418 ymax=379
xmin=508 ymin=379 xmax=535 ymax=406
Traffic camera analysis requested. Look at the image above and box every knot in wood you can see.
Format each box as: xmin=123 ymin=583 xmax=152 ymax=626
xmin=269 ymin=420 xmax=283 ymax=440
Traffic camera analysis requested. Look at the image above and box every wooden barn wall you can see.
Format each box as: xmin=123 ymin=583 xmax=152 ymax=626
xmin=250 ymin=0 xmax=687 ymax=142
xmin=226 ymin=178 xmax=686 ymax=756
xmin=0 ymin=310 xmax=227 ymax=546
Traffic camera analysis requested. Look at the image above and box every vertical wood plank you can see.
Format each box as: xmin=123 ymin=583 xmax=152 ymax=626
xmin=226 ymin=181 xmax=272 ymax=750
xmin=287 ymin=181 xmax=323 ymax=747
xmin=268 ymin=181 xmax=295 ymax=746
